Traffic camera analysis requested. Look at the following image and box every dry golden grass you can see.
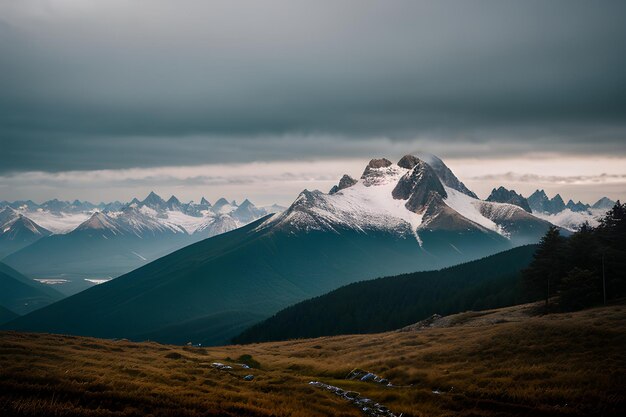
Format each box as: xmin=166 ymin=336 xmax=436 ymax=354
xmin=1 ymin=302 xmax=624 ymax=417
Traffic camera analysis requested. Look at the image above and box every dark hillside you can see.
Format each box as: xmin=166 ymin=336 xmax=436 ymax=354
xmin=234 ymin=245 xmax=537 ymax=343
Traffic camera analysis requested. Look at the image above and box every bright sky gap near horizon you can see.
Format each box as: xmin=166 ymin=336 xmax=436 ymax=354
xmin=1 ymin=1 xmax=626 ymax=205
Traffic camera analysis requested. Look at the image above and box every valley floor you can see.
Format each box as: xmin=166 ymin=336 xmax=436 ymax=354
xmin=0 ymin=302 xmax=624 ymax=417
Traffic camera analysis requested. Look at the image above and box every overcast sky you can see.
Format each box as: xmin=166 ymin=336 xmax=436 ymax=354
xmin=1 ymin=0 xmax=625 ymax=205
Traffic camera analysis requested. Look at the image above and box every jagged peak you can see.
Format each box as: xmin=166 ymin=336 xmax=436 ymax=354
xmin=397 ymin=155 xmax=421 ymax=170
xmin=143 ymin=191 xmax=164 ymax=201
xmin=213 ymin=197 xmax=230 ymax=206
xmin=360 ymin=158 xmax=400 ymax=187
xmin=552 ymin=194 xmax=565 ymax=203
xmin=200 ymin=197 xmax=211 ymax=206
xmin=4 ymin=214 xmax=50 ymax=236
xmin=392 ymin=160 xmax=446 ymax=213
xmin=329 ymin=174 xmax=358 ymax=194
xmin=413 ymin=152 xmax=477 ymax=198
xmin=529 ymin=189 xmax=548 ymax=198
xmin=366 ymin=158 xmax=393 ymax=169
xmin=486 ymin=186 xmax=532 ymax=213
xmin=592 ymin=196 xmax=615 ymax=209
xmin=76 ymin=211 xmax=116 ymax=231
xmin=238 ymin=199 xmax=255 ymax=208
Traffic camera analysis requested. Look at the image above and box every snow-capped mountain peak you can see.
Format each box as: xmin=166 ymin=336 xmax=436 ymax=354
xmin=141 ymin=191 xmax=167 ymax=211
xmin=75 ymin=212 xmax=122 ymax=234
xmin=262 ymin=154 xmax=554 ymax=247
xmin=166 ymin=195 xmax=182 ymax=210
xmin=212 ymin=197 xmax=237 ymax=214
xmin=486 ymin=186 xmax=532 ymax=213
xmin=414 ymin=152 xmax=478 ymax=198
xmin=392 ymin=158 xmax=447 ymax=213
xmin=360 ymin=158 xmax=399 ymax=186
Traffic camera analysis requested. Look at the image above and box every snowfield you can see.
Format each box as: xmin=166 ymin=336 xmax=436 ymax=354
xmin=443 ymin=187 xmax=504 ymax=234
xmin=533 ymin=208 xmax=605 ymax=231
xmin=20 ymin=210 xmax=92 ymax=234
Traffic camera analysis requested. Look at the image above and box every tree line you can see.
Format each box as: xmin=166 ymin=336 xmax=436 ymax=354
xmin=523 ymin=202 xmax=626 ymax=311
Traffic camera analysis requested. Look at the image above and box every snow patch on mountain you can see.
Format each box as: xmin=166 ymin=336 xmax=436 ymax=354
xmin=533 ymin=209 xmax=603 ymax=231
xmin=161 ymin=210 xmax=210 ymax=234
xmin=18 ymin=210 xmax=91 ymax=234
xmin=442 ymin=187 xmax=504 ymax=235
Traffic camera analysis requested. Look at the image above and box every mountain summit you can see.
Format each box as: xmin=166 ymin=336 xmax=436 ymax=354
xmin=487 ymin=187 xmax=532 ymax=213
xmin=527 ymin=190 xmax=566 ymax=214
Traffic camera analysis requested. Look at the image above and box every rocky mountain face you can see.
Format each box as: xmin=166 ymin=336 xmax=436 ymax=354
xmin=486 ymin=187 xmax=532 ymax=212
xmin=527 ymin=190 xmax=566 ymax=214
xmin=565 ymin=199 xmax=590 ymax=212
xmin=414 ymin=152 xmax=477 ymax=198
xmin=592 ymin=197 xmax=616 ymax=210
xmin=329 ymin=174 xmax=358 ymax=194
xmin=392 ymin=157 xmax=447 ymax=213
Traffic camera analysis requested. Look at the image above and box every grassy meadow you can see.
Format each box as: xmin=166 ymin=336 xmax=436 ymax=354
xmin=1 ymin=302 xmax=624 ymax=417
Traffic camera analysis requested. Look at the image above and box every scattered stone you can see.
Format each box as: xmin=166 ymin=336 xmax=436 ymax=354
xmin=360 ymin=373 xmax=376 ymax=382
xmin=308 ymin=381 xmax=399 ymax=417
xmin=243 ymin=375 xmax=254 ymax=381
xmin=408 ymin=314 xmax=443 ymax=330
xmin=211 ymin=362 xmax=233 ymax=370
xmin=346 ymin=369 xmax=393 ymax=386
xmin=345 ymin=391 xmax=360 ymax=399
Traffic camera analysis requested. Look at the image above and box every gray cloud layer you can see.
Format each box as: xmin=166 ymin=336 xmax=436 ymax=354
xmin=1 ymin=0 xmax=626 ymax=173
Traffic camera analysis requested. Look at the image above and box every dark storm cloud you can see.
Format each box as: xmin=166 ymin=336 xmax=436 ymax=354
xmin=1 ymin=0 xmax=626 ymax=173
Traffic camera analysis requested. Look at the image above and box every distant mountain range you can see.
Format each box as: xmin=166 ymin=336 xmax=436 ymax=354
xmin=485 ymin=188 xmax=615 ymax=231
xmin=4 ymin=153 xmax=564 ymax=345
xmin=0 ymin=194 xmax=285 ymax=293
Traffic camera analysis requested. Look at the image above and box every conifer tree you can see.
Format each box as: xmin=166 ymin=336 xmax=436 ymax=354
xmin=522 ymin=226 xmax=565 ymax=307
